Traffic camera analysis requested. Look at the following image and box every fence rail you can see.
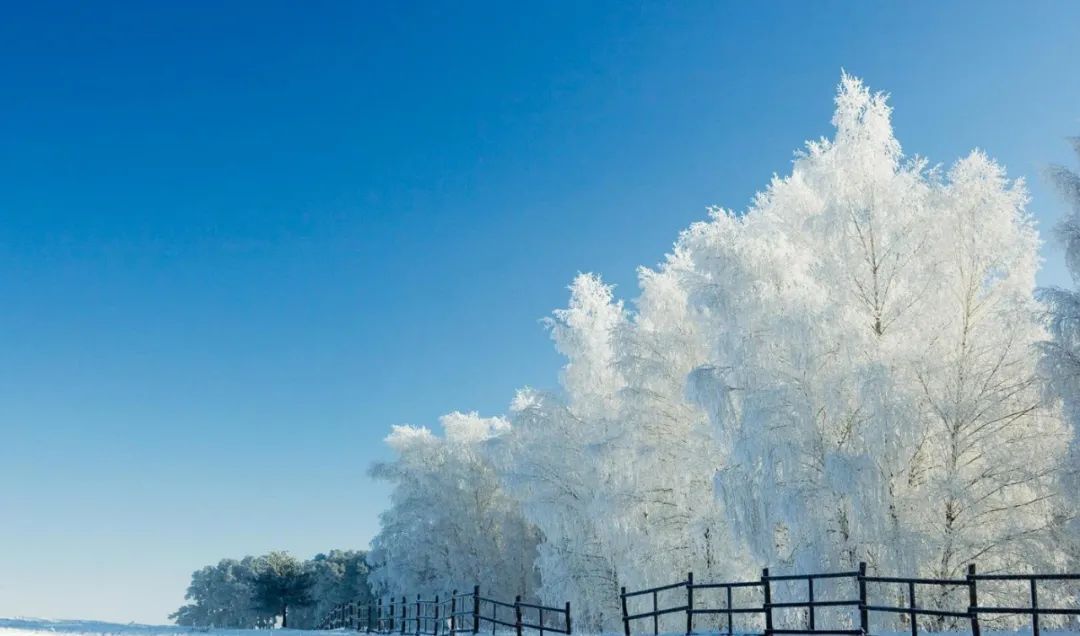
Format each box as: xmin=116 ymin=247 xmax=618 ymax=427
xmin=620 ymin=563 xmax=1080 ymax=636
xmin=319 ymin=586 xmax=571 ymax=636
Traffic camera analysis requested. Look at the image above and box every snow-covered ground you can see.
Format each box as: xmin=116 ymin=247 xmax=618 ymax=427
xmin=2 ymin=620 xmax=1074 ymax=636
xmin=0 ymin=618 xmax=329 ymax=636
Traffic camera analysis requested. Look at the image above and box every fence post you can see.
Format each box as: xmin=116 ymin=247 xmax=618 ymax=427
xmin=435 ymin=595 xmax=441 ymax=636
xmin=858 ymin=562 xmax=868 ymax=636
xmin=652 ymin=591 xmax=658 ymax=636
xmin=369 ymin=604 xmax=375 ymax=634
xmin=621 ymin=587 xmax=630 ymax=636
xmin=686 ymin=572 xmax=694 ymax=636
xmin=472 ymin=586 xmax=480 ymax=635
xmin=808 ymin=578 xmax=815 ymax=632
xmin=416 ymin=595 xmax=422 ymax=636
xmin=1030 ymin=579 xmax=1040 ymax=636
xmin=727 ymin=586 xmax=733 ymax=636
xmin=908 ymin=580 xmax=917 ymax=636
xmin=451 ymin=591 xmax=458 ymax=635
xmin=515 ymin=595 xmax=523 ymax=636
xmin=762 ymin=568 xmax=773 ymax=636
xmin=565 ymin=602 xmax=571 ymax=636
xmin=966 ymin=564 xmax=981 ymax=636
xmin=402 ymin=596 xmax=407 ymax=636
xmin=390 ymin=598 xmax=396 ymax=633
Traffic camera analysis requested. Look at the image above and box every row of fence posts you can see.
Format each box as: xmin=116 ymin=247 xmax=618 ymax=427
xmin=321 ymin=585 xmax=571 ymax=636
xmin=620 ymin=563 xmax=1080 ymax=636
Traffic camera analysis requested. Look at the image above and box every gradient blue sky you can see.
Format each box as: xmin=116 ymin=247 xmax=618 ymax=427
xmin=2 ymin=0 xmax=1079 ymax=625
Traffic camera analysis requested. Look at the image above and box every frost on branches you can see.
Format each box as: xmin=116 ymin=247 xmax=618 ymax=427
xmin=1038 ymin=137 xmax=1080 ymax=573
xmin=368 ymin=75 xmax=1075 ymax=631
xmin=367 ymin=413 xmax=542 ymax=599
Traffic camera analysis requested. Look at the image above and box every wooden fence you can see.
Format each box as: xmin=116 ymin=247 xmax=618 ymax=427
xmin=620 ymin=564 xmax=1080 ymax=636
xmin=319 ymin=586 xmax=571 ymax=636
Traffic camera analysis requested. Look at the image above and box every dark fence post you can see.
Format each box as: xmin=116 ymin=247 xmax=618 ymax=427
xmin=369 ymin=603 xmax=375 ymax=634
xmin=808 ymin=578 xmax=815 ymax=632
xmin=967 ymin=565 xmax=981 ymax=636
xmin=762 ymin=568 xmax=773 ymax=636
xmin=652 ymin=590 xmax=658 ymax=636
xmin=416 ymin=595 xmax=422 ymax=636
xmin=451 ymin=590 xmax=458 ymax=635
xmin=726 ymin=586 xmax=733 ymax=636
xmin=1030 ymin=578 xmax=1040 ymax=636
xmin=390 ymin=598 xmax=396 ymax=633
xmin=435 ymin=595 xmax=441 ymax=636
xmin=472 ymin=586 xmax=480 ymax=635
xmin=908 ymin=580 xmax=917 ymax=636
xmin=401 ymin=596 xmax=407 ymax=636
xmin=621 ymin=586 xmax=630 ymax=636
xmin=515 ymin=596 xmax=523 ymax=636
xmin=858 ymin=562 xmax=868 ymax=636
xmin=565 ymin=602 xmax=572 ymax=635
xmin=686 ymin=572 xmax=694 ymax=636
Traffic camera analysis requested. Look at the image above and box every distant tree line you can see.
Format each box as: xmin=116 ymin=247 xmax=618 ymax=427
xmin=171 ymin=549 xmax=372 ymax=629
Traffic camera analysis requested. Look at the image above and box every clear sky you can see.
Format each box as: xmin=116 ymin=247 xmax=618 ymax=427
xmin=1 ymin=0 xmax=1079 ymax=625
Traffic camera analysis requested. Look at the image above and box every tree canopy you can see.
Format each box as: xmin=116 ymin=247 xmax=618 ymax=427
xmin=368 ymin=75 xmax=1076 ymax=631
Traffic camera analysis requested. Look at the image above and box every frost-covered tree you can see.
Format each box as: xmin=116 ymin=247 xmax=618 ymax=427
xmin=1038 ymin=137 xmax=1080 ymax=572
xmin=170 ymin=557 xmax=275 ymax=628
xmin=288 ymin=550 xmax=374 ymax=629
xmin=368 ymin=412 xmax=541 ymax=599
xmin=676 ymin=75 xmax=1066 ymax=593
xmin=490 ymin=275 xmax=629 ymax=629
xmin=493 ymin=273 xmax=743 ymax=631
xmin=251 ymin=551 xmax=314 ymax=628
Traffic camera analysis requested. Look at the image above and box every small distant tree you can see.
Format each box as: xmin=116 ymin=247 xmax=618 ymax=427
xmin=251 ymin=551 xmax=314 ymax=628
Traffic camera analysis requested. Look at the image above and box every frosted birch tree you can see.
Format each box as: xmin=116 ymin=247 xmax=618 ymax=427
xmin=368 ymin=412 xmax=542 ymax=599
xmin=1039 ymin=137 xmax=1080 ymax=573
xmin=492 ymin=274 xmax=629 ymax=629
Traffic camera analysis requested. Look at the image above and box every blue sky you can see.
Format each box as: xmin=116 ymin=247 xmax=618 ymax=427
xmin=1 ymin=0 xmax=1079 ymax=625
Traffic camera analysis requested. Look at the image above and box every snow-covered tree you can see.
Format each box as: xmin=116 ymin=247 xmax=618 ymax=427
xmin=1038 ymin=137 xmax=1080 ymax=574
xmin=250 ymin=551 xmax=315 ymax=628
xmin=288 ymin=550 xmax=374 ymax=629
xmin=488 ymin=275 xmax=629 ymax=629
xmin=171 ymin=557 xmax=275 ymax=628
xmin=368 ymin=412 xmax=541 ymax=599
xmin=676 ymin=76 xmax=1067 ymax=609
